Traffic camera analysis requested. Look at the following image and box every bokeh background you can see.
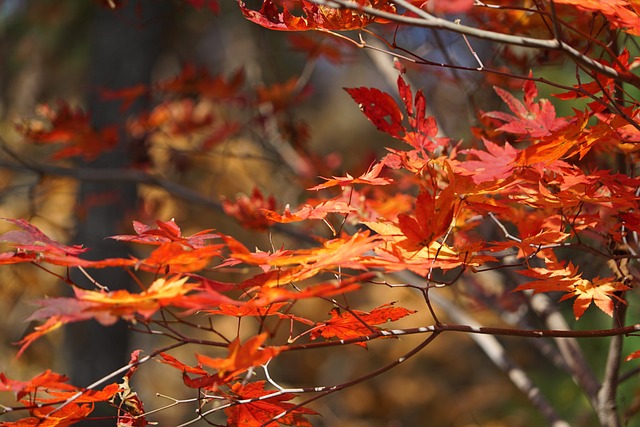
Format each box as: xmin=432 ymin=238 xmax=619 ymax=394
xmin=0 ymin=1 xmax=631 ymax=426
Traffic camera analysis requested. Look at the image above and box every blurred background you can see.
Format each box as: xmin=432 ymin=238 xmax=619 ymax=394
xmin=0 ymin=1 xmax=628 ymax=426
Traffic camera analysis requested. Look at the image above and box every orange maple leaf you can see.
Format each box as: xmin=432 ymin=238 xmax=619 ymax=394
xmin=0 ymin=402 xmax=94 ymax=427
xmin=19 ymin=276 xmax=203 ymax=355
xmin=309 ymin=161 xmax=392 ymax=190
xmin=168 ymin=334 xmax=281 ymax=390
xmin=515 ymin=261 xmax=629 ymax=319
xmin=140 ymin=241 xmax=223 ymax=273
xmin=311 ymin=303 xmax=415 ymax=348
xmin=362 ymin=219 xmax=469 ymax=275
xmin=0 ymin=371 xmax=119 ymax=426
xmin=397 ymin=189 xmax=456 ymax=249
xmin=110 ymin=219 xmax=218 ymax=248
xmin=562 ymin=276 xmax=629 ymax=320
xmin=73 ymin=276 xmax=198 ymax=322
xmin=263 ymin=197 xmax=357 ymax=223
xmin=196 ymin=333 xmax=280 ymax=380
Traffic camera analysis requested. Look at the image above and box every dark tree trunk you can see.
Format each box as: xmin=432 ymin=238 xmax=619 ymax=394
xmin=64 ymin=1 xmax=169 ymax=425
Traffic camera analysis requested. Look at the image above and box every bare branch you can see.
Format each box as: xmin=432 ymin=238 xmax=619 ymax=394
xmin=309 ymin=0 xmax=640 ymax=87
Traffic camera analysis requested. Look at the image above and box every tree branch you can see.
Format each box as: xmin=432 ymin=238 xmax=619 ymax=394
xmin=309 ymin=0 xmax=640 ymax=87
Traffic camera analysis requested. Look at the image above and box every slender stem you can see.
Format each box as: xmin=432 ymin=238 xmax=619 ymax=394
xmin=308 ymin=0 xmax=640 ymax=87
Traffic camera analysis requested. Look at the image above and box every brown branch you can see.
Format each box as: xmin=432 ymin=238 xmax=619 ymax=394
xmin=597 ymin=299 xmax=628 ymax=427
xmin=309 ymin=0 xmax=640 ymax=87
xmin=0 ymin=158 xmax=317 ymax=244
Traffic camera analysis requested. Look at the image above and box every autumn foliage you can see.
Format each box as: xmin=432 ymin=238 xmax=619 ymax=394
xmin=4 ymin=0 xmax=640 ymax=426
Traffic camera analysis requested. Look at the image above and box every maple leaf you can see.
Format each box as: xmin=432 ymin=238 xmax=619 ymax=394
xmin=344 ymin=87 xmax=404 ymax=138
xmin=396 ymin=74 xmax=448 ymax=150
xmin=0 ymin=218 xmax=87 ymax=255
xmin=249 ymin=273 xmax=370 ymax=306
xmin=564 ymin=277 xmax=629 ymax=320
xmin=222 ymin=188 xmax=277 ymax=230
xmin=397 ymin=189 xmax=456 ymax=249
xmin=225 ymin=381 xmax=317 ymax=427
xmin=257 ymin=77 xmax=312 ymax=111
xmin=197 ymin=333 xmax=280 ymax=381
xmin=207 ymin=303 xmax=314 ymax=326
xmin=287 ymin=33 xmax=354 ymax=63
xmin=73 ymin=276 xmax=199 ymax=322
xmin=14 ymin=317 xmax=67 ymax=359
xmin=455 ymin=139 xmax=519 ymax=184
xmin=626 ymin=349 xmax=640 ymax=362
xmin=99 ymin=84 xmax=148 ymax=112
xmin=225 ymin=232 xmax=380 ymax=290
xmin=157 ymin=64 xmax=245 ymax=100
xmin=110 ymin=219 xmax=219 ymax=248
xmin=309 ymin=161 xmax=392 ymax=190
xmin=166 ymin=334 xmax=281 ymax=390
xmin=238 ymin=0 xmax=396 ymax=32
xmin=158 ymin=352 xmax=209 ymax=376
xmin=263 ymin=197 xmax=357 ymax=223
xmin=554 ymin=0 xmax=640 ymax=36
xmin=0 ymin=219 xmax=135 ymax=272
xmin=554 ymin=50 xmax=640 ymax=102
xmin=1 ymin=370 xmax=76 ymax=401
xmin=362 ymin=219 xmax=468 ymax=274
xmin=0 ymin=371 xmax=119 ymax=426
xmin=515 ymin=261 xmax=629 ymax=319
xmin=24 ymin=276 xmax=198 ymax=333
xmin=17 ymin=102 xmax=118 ymax=160
xmin=139 ymin=241 xmax=223 ymax=273
xmin=490 ymin=229 xmax=570 ymax=259
xmin=311 ymin=303 xmax=416 ymax=348
xmin=0 ymin=403 xmax=94 ymax=427
xmin=516 ymin=110 xmax=628 ymax=165
xmin=485 ymin=77 xmax=568 ymax=138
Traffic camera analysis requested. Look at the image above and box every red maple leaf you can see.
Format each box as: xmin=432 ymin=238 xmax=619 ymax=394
xmin=396 ymin=74 xmax=448 ymax=150
xmin=397 ymin=189 xmax=456 ymax=249
xmin=225 ymin=381 xmax=317 ymax=427
xmin=207 ymin=302 xmax=312 ymax=325
xmin=553 ymin=0 xmax=640 ymax=36
xmin=485 ymin=76 xmax=568 ymax=138
xmin=110 ymin=219 xmax=219 ymax=248
xmin=237 ymin=0 xmax=396 ymax=32
xmin=222 ymin=188 xmax=277 ymax=230
xmin=99 ymin=84 xmax=148 ymax=112
xmin=0 ymin=218 xmax=87 ymax=255
xmin=158 ymin=64 xmax=244 ymax=100
xmin=17 ymin=102 xmax=118 ymax=160
xmin=344 ymin=87 xmax=404 ymax=138
xmin=455 ymin=138 xmax=519 ymax=184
